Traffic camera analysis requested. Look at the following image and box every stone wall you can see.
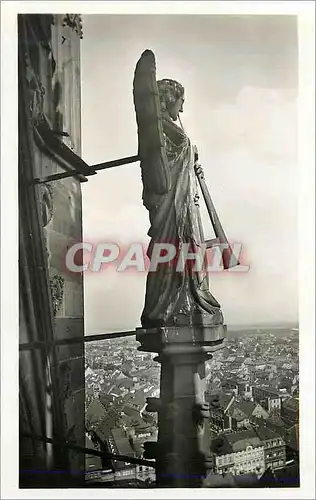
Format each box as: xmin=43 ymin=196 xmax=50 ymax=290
xmin=19 ymin=14 xmax=85 ymax=487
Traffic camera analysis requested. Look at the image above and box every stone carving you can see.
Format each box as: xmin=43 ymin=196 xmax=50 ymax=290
xmin=49 ymin=274 xmax=65 ymax=316
xmin=38 ymin=182 xmax=53 ymax=264
xmin=133 ymin=50 xmax=223 ymax=329
xmin=38 ymin=182 xmax=54 ymax=227
xmin=53 ymin=79 xmax=65 ymax=137
xmin=37 ymin=182 xmax=65 ymax=316
xmin=62 ymin=14 xmax=83 ymax=38
xmin=60 ymin=360 xmax=71 ymax=400
xmin=192 ymin=402 xmax=210 ymax=439
xmin=23 ymin=17 xmax=56 ymax=126
xmin=24 ymin=51 xmax=46 ymax=124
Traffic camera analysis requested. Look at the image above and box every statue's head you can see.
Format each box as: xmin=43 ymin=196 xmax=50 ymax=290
xmin=157 ymin=79 xmax=185 ymax=121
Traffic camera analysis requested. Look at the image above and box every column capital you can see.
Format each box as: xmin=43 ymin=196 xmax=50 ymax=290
xmin=136 ymin=324 xmax=226 ymax=357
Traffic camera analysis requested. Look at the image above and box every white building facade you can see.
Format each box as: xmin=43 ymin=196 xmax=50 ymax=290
xmin=216 ymin=445 xmax=265 ymax=476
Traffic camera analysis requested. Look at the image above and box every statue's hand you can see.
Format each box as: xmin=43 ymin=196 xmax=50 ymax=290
xmin=193 ymin=144 xmax=199 ymax=162
xmin=194 ymin=163 xmax=204 ymax=179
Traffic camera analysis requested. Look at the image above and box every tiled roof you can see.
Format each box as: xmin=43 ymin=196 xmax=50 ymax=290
xmin=130 ymin=389 xmax=146 ymax=408
xmin=224 ymin=429 xmax=262 ymax=452
xmin=111 ymin=428 xmax=134 ymax=456
xmin=282 ymin=397 xmax=299 ymax=410
xmin=230 ymin=409 xmax=247 ymax=422
xmin=231 ymin=400 xmax=256 ymax=418
xmin=122 ymin=404 xmax=141 ymax=420
xmin=253 ymin=385 xmax=280 ymax=397
xmin=94 ymin=420 xmax=112 ymax=442
xmin=210 ymin=435 xmax=232 ymax=456
xmin=86 ymin=399 xmax=107 ymax=421
xmin=255 ymin=425 xmax=282 ymax=442
xmin=207 ymin=392 xmax=233 ymax=410
xmin=117 ymin=377 xmax=134 ymax=389
xmin=266 ymin=415 xmax=287 ymax=427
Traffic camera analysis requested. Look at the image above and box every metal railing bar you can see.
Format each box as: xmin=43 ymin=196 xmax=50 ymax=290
xmin=19 ymin=330 xmax=137 ymax=351
xmin=21 ymin=433 xmax=156 ymax=468
xmin=91 ymin=155 xmax=139 ymax=171
xmin=33 ymin=155 xmax=140 ymax=184
xmin=84 ymin=331 xmax=137 ymax=343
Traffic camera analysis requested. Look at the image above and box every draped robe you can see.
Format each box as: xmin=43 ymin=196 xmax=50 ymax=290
xmin=141 ymin=116 xmax=223 ymax=328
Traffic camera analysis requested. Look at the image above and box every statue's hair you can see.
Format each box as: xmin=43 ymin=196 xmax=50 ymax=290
xmin=157 ymin=79 xmax=184 ymax=113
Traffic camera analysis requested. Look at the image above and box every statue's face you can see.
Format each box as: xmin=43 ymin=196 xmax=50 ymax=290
xmin=169 ymin=95 xmax=184 ymax=121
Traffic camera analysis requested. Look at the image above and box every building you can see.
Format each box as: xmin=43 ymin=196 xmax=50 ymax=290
xmin=228 ymin=400 xmax=269 ymax=430
xmin=208 ymin=392 xmax=234 ymax=432
xmin=211 ymin=422 xmax=287 ymax=478
xmin=86 ymin=399 xmax=107 ymax=430
xmin=252 ymin=386 xmax=282 ymax=414
xmin=85 ymin=434 xmax=103 ymax=476
xmin=222 ymin=377 xmax=241 ymax=395
xmin=259 ymin=462 xmax=300 ymax=488
xmin=19 ymin=13 xmax=85 ymax=487
xmin=211 ymin=430 xmax=265 ymax=476
xmin=208 ymin=392 xmax=268 ymax=432
xmin=254 ymin=425 xmax=286 ymax=470
xmin=110 ymin=428 xmax=135 ymax=470
xmin=128 ymin=424 xmax=158 ymax=460
xmin=281 ymin=397 xmax=299 ymax=425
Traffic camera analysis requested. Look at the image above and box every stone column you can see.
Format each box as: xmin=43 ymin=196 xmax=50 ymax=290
xmin=136 ymin=323 xmax=225 ymax=488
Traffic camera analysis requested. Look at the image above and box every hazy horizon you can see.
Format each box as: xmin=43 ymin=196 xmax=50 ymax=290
xmin=81 ymin=15 xmax=298 ymax=333
xmin=85 ymin=321 xmax=299 ymax=336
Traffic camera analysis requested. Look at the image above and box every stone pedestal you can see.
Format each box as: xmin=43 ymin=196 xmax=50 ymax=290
xmin=136 ymin=324 xmax=226 ymax=487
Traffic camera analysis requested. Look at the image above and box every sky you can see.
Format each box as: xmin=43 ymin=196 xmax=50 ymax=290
xmin=81 ymin=14 xmax=298 ymax=333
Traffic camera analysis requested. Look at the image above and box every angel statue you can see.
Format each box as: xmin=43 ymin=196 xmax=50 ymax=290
xmin=133 ymin=50 xmax=224 ymax=330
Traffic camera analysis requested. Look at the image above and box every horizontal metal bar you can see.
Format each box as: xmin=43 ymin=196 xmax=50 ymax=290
xmin=33 ymin=155 xmax=140 ymax=184
xmin=83 ymin=331 xmax=136 ymax=342
xmin=21 ymin=433 xmax=155 ymax=468
xmin=33 ymin=170 xmax=90 ymax=184
xmin=19 ymin=330 xmax=136 ymax=351
xmin=91 ymin=155 xmax=140 ymax=171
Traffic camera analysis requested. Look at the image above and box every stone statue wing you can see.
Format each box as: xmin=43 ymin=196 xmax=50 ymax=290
xmin=133 ymin=49 xmax=170 ymax=195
